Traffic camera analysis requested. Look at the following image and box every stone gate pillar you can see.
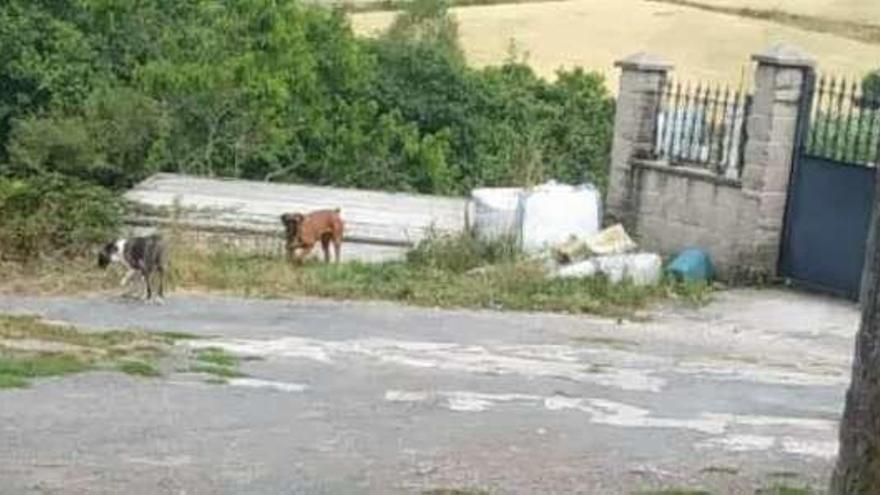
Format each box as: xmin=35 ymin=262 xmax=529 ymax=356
xmin=741 ymin=44 xmax=815 ymax=276
xmin=606 ymin=53 xmax=673 ymax=231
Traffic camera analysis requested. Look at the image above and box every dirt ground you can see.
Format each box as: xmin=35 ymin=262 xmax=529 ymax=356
xmin=351 ymin=0 xmax=880 ymax=90
xmin=0 ymin=288 xmax=857 ymax=494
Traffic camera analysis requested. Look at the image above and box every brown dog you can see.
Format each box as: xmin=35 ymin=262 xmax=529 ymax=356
xmin=281 ymin=208 xmax=344 ymax=264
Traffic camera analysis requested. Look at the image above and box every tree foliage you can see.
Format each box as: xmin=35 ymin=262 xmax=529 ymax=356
xmin=863 ymin=69 xmax=880 ymax=108
xmin=0 ymin=174 xmax=122 ymax=260
xmin=0 ymin=0 xmax=615 ymax=196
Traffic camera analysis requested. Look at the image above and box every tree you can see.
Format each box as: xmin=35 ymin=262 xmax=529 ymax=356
xmin=863 ymin=69 xmax=880 ymax=109
xmin=831 ymin=169 xmax=880 ymax=494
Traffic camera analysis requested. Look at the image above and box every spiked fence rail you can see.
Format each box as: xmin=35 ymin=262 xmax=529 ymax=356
xmin=653 ymin=80 xmax=751 ymax=178
xmin=807 ymin=74 xmax=880 ymax=166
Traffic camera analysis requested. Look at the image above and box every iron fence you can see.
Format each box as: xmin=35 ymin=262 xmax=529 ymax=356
xmin=653 ymin=80 xmax=751 ymax=179
xmin=807 ymin=74 xmax=880 ymax=167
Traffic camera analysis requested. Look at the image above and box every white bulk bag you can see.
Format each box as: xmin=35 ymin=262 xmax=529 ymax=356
xmin=469 ymin=187 xmax=522 ymax=242
xmin=517 ymin=182 xmax=601 ymax=253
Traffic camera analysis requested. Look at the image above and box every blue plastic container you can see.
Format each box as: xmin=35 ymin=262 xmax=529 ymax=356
xmin=667 ymin=248 xmax=715 ymax=283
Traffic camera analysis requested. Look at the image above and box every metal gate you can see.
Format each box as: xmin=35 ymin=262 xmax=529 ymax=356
xmin=780 ymin=72 xmax=880 ymax=299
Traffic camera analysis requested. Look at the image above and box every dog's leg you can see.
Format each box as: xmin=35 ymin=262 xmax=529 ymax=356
xmin=295 ymin=243 xmax=313 ymax=265
xmin=286 ymin=239 xmax=297 ymax=264
xmin=333 ymin=237 xmax=341 ymax=263
xmin=119 ymin=269 xmax=140 ymax=298
xmin=143 ymin=269 xmax=152 ymax=302
xmin=120 ymin=269 xmax=137 ymax=288
xmin=320 ymin=235 xmax=331 ymax=263
xmin=154 ymin=268 xmax=165 ymax=305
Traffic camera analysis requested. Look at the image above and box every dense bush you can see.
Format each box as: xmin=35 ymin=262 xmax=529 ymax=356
xmin=0 ymin=175 xmax=121 ymax=261
xmin=0 ymin=0 xmax=614 ymax=196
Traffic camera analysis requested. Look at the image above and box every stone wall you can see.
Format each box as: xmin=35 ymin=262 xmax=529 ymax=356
xmin=606 ymin=45 xmax=814 ymax=279
xmin=628 ymin=161 xmax=758 ymax=276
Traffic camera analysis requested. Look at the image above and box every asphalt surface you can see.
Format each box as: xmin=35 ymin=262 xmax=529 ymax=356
xmin=0 ymin=290 xmax=858 ymax=494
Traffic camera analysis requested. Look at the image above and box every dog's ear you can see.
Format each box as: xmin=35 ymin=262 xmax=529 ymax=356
xmin=280 ymin=213 xmax=302 ymax=232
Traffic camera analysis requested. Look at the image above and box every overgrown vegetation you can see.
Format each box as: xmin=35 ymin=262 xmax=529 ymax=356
xmin=0 ymin=233 xmax=712 ymax=317
xmin=0 ymin=174 xmax=122 ymax=261
xmin=0 ymin=314 xmax=247 ymax=388
xmin=174 ymin=233 xmax=710 ymax=316
xmin=189 ymin=347 xmax=246 ymax=382
xmin=0 ymin=0 xmax=613 ymax=260
xmin=0 ymin=0 xmax=612 ymax=193
xmin=0 ymin=314 xmax=171 ymax=388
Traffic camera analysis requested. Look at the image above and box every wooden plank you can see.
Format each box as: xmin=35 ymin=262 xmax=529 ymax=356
xmin=124 ymin=174 xmax=469 ymax=246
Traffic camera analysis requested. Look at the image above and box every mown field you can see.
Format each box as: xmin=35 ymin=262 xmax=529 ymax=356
xmin=352 ymin=0 xmax=880 ymax=90
xmin=692 ymin=0 xmax=880 ymax=26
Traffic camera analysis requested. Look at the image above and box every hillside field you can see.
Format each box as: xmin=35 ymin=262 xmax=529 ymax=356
xmin=352 ymin=0 xmax=880 ymax=91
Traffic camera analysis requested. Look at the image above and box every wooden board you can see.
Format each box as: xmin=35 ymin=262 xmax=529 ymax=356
xmin=124 ymin=174 xmax=469 ymax=261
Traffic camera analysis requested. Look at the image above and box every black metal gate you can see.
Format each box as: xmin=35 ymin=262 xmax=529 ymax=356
xmin=780 ymin=72 xmax=880 ymax=299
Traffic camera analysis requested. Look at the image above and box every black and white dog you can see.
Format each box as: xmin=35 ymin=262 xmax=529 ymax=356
xmin=98 ymin=234 xmax=168 ymax=302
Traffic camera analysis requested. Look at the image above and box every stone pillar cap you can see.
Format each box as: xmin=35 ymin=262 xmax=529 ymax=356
xmin=614 ymin=52 xmax=674 ymax=72
xmin=751 ymin=43 xmax=815 ymax=68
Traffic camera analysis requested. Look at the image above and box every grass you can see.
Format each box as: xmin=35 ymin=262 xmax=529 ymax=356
xmin=0 ymin=374 xmax=28 ymax=389
xmin=345 ymin=0 xmax=563 ymax=13
xmin=0 ymin=314 xmax=170 ymax=388
xmin=189 ymin=363 xmax=246 ymax=378
xmin=117 ymin=360 xmax=162 ymax=377
xmin=166 ymin=233 xmax=711 ymax=318
xmin=755 ymin=486 xmax=813 ymax=495
xmin=352 ymin=0 xmax=880 ymax=90
xmin=646 ymin=0 xmax=880 ymax=46
xmin=0 ymin=353 xmax=91 ymax=386
xmin=0 ymin=233 xmax=713 ymax=318
xmin=195 ymin=347 xmax=239 ymax=367
xmin=0 ymin=314 xmax=251 ymax=388
xmin=189 ymin=347 xmax=245 ymax=379
xmin=157 ymin=331 xmax=205 ymax=342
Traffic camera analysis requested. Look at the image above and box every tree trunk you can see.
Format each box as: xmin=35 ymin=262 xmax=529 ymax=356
xmin=830 ymin=169 xmax=880 ymax=494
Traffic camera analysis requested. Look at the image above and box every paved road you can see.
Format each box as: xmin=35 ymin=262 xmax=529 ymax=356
xmin=0 ymin=290 xmax=859 ymax=494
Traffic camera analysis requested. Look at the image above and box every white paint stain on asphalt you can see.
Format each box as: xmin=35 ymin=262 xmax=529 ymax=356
xmin=385 ymin=390 xmax=541 ymax=412
xmin=781 ymin=438 xmax=839 ymax=460
xmin=698 ymin=435 xmax=839 ymax=460
xmin=545 ymin=396 xmax=728 ymax=434
xmin=228 ymin=378 xmax=308 ymax=393
xmin=385 ymin=389 xmax=839 ymax=459
xmin=190 ymin=338 xmax=666 ymax=392
xmin=703 ymin=413 xmax=836 ymax=431
xmin=190 ymin=335 xmax=845 ymax=393
xmin=677 ymin=360 xmax=848 ymax=387
xmin=698 ymin=434 xmax=776 ymax=452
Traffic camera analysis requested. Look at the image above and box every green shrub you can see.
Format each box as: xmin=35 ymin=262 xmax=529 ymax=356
xmin=0 ymin=0 xmax=614 ymax=196
xmin=406 ymin=231 xmax=520 ymax=273
xmin=6 ymin=86 xmax=165 ymax=189
xmin=0 ymin=174 xmax=122 ymax=261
